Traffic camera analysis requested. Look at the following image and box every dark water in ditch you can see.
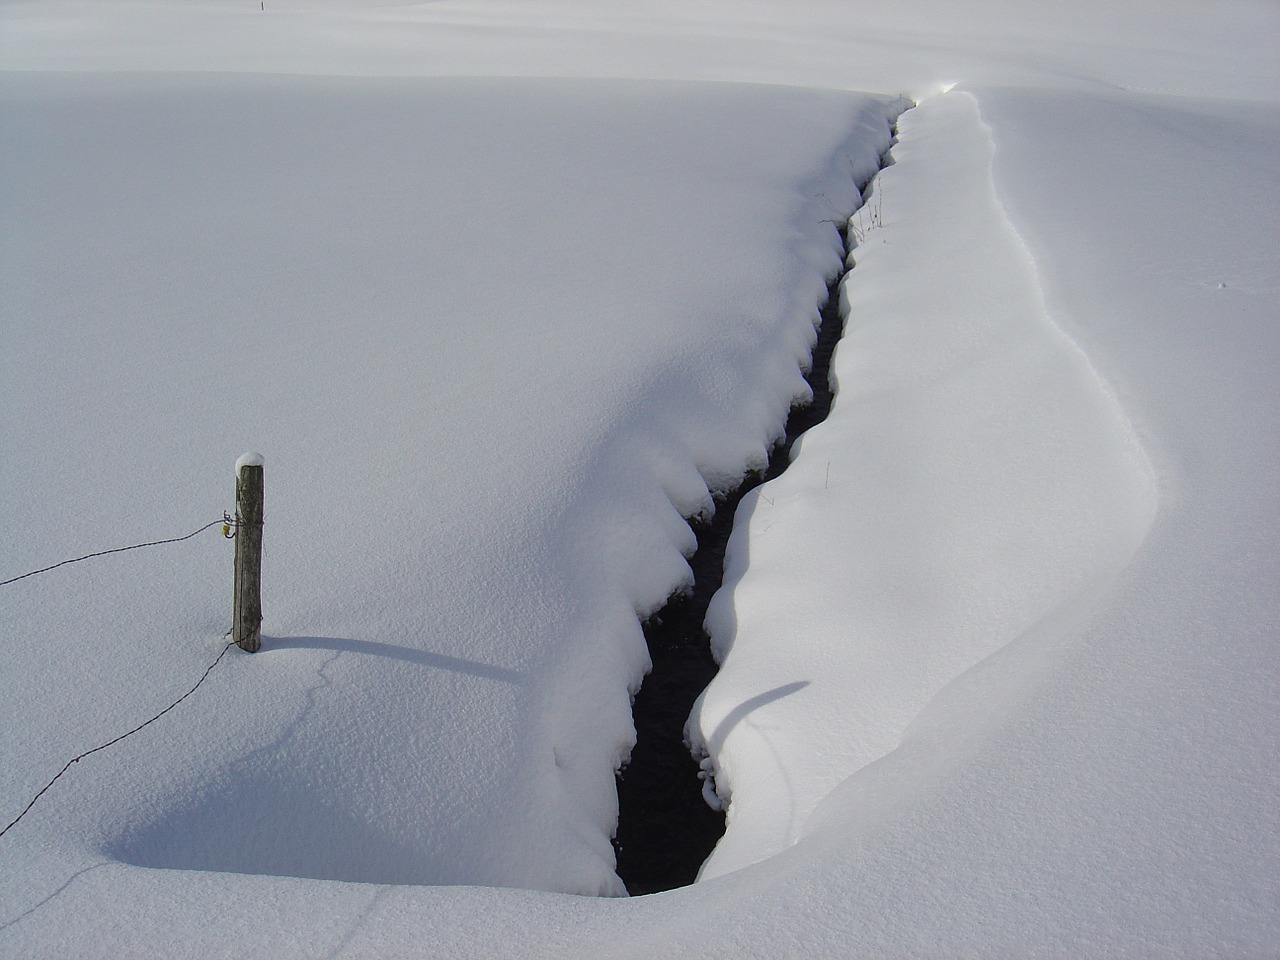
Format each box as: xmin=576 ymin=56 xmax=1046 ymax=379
xmin=612 ymin=226 xmax=852 ymax=896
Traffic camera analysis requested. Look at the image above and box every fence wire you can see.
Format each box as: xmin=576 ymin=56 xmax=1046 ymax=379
xmin=0 ymin=517 xmax=231 ymax=587
xmin=2 ymin=513 xmax=242 ymax=839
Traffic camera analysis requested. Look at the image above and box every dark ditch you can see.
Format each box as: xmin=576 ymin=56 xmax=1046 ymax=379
xmin=612 ymin=178 xmax=881 ymax=894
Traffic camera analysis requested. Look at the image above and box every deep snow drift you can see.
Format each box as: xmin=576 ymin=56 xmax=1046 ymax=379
xmin=2 ymin=1 xmax=1277 ymax=957
xmin=1 ymin=70 xmax=897 ymax=896
xmin=695 ymin=88 xmax=1161 ymax=878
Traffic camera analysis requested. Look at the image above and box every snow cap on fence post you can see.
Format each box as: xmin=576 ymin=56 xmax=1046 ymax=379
xmin=233 ymin=453 xmax=265 ymax=653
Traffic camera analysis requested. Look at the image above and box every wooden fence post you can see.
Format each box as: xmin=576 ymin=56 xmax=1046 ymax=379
xmin=233 ymin=453 xmax=265 ymax=653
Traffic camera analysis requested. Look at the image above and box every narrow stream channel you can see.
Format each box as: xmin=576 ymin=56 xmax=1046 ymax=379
xmin=612 ymin=134 xmax=898 ymax=896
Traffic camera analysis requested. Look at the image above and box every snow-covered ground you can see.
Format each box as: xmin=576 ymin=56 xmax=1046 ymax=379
xmin=2 ymin=2 xmax=1276 ymax=957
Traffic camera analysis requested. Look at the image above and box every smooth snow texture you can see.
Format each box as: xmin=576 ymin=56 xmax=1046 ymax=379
xmin=2 ymin=0 xmax=1278 ymax=957
xmin=0 ymin=69 xmax=896 ymax=898
xmin=694 ymin=89 xmax=1158 ymax=876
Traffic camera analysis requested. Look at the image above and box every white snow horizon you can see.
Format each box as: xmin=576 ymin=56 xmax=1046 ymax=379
xmin=2 ymin=1 xmax=1277 ymax=957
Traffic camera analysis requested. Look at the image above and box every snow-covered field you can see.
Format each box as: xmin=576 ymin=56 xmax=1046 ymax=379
xmin=2 ymin=1 xmax=1276 ymax=956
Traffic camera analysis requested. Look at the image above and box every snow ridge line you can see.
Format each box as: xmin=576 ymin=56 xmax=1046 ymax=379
xmin=970 ymin=90 xmax=1158 ymax=500
xmin=613 ymin=108 xmax=910 ymax=895
xmin=693 ymin=91 xmax=1159 ymax=882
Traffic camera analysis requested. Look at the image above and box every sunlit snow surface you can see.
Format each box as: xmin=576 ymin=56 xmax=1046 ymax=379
xmin=2 ymin=1 xmax=1277 ymax=957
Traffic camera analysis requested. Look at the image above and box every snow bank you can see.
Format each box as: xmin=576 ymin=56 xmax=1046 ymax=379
xmin=695 ymin=88 xmax=1159 ymax=877
xmin=676 ymin=81 xmax=1277 ymax=953
xmin=2 ymin=0 xmax=1277 ymax=956
xmin=0 ymin=66 xmax=896 ymax=904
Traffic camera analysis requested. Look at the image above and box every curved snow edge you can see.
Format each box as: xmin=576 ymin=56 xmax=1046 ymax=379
xmin=691 ymin=89 xmax=1158 ymax=881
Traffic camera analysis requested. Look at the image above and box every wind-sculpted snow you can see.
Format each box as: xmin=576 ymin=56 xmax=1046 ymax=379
xmin=2 ymin=0 xmax=1278 ymax=957
xmin=0 ymin=69 xmax=896 ymax=900
xmin=695 ymin=87 xmax=1159 ymax=874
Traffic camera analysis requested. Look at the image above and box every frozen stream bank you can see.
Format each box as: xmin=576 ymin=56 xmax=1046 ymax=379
xmin=0 ymin=67 xmax=902 ymax=908
xmin=614 ymin=129 xmax=904 ymax=895
xmin=3 ymin=0 xmax=1276 ymax=951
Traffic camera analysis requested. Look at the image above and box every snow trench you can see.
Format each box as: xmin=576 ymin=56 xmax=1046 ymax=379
xmin=613 ymin=127 xmax=906 ymax=895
